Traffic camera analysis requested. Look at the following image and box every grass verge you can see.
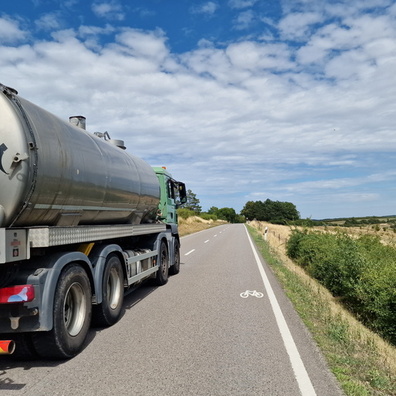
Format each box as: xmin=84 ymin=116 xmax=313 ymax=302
xmin=178 ymin=216 xmax=226 ymax=237
xmin=247 ymin=225 xmax=396 ymax=396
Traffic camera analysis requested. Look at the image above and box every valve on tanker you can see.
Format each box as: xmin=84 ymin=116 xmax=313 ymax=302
xmin=94 ymin=131 xmax=126 ymax=150
xmin=69 ymin=115 xmax=86 ymax=130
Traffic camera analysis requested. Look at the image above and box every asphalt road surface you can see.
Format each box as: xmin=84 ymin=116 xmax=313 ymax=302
xmin=0 ymin=224 xmax=344 ymax=396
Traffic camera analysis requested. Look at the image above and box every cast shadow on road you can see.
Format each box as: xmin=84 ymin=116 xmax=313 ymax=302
xmin=0 ymin=280 xmax=162 ymax=387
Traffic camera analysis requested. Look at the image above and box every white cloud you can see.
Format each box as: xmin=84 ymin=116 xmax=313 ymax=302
xmin=233 ymin=9 xmax=255 ymax=30
xmin=226 ymin=41 xmax=294 ymax=71
xmin=278 ymin=12 xmax=324 ymax=41
xmin=114 ymin=28 xmax=169 ymax=62
xmin=0 ymin=17 xmax=27 ymax=44
xmin=92 ymin=1 xmax=125 ymax=21
xmin=35 ymin=12 xmax=63 ymax=31
xmin=228 ymin=0 xmax=258 ymax=9
xmin=191 ymin=2 xmax=219 ymax=16
xmin=78 ymin=24 xmax=115 ymax=38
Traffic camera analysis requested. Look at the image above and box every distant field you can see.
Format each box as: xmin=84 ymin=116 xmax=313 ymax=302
xmin=250 ymin=220 xmax=396 ymax=247
xmin=324 ymin=224 xmax=396 ymax=245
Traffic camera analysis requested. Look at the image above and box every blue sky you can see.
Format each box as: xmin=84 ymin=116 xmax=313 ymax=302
xmin=1 ymin=0 xmax=396 ymax=219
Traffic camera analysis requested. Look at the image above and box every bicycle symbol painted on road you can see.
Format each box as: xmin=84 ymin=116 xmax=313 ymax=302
xmin=240 ymin=290 xmax=264 ymax=299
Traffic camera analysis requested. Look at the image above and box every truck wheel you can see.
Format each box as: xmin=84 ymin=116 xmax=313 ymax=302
xmin=92 ymin=254 xmax=124 ymax=327
xmin=155 ymin=240 xmax=169 ymax=286
xmin=169 ymin=240 xmax=180 ymax=275
xmin=33 ymin=264 xmax=92 ymax=359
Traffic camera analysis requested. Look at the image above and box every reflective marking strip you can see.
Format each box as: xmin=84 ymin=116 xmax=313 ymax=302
xmin=185 ymin=249 xmax=195 ymax=256
xmin=244 ymin=226 xmax=317 ymax=396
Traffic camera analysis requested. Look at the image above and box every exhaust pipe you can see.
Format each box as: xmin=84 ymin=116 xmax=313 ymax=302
xmin=0 ymin=340 xmax=16 ymax=355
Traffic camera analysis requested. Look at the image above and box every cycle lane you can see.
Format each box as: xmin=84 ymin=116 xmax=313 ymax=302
xmin=178 ymin=223 xmax=344 ymax=396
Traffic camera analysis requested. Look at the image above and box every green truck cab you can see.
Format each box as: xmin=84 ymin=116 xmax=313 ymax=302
xmin=153 ymin=167 xmax=187 ymax=224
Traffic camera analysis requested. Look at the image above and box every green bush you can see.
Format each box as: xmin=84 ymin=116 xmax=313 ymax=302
xmin=286 ymin=229 xmax=309 ymax=262
xmin=286 ymin=229 xmax=396 ymax=344
xmin=177 ymin=208 xmax=195 ymax=219
xmin=200 ymin=213 xmax=218 ymax=221
xmin=354 ymin=236 xmax=396 ymax=340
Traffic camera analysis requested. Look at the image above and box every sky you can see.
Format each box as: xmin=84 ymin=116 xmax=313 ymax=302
xmin=1 ymin=0 xmax=396 ymax=219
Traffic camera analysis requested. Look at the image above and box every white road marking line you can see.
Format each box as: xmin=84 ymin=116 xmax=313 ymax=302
xmin=244 ymin=226 xmax=317 ymax=396
xmin=214 ymin=234 xmax=217 ymax=237
xmin=185 ymin=249 xmax=196 ymax=256
xmin=204 ymin=240 xmax=210 ymax=243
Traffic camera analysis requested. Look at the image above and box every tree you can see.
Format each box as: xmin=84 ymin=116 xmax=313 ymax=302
xmin=217 ymin=207 xmax=237 ymax=223
xmin=206 ymin=206 xmax=244 ymax=223
xmin=184 ymin=189 xmax=202 ymax=214
xmin=207 ymin=206 xmax=219 ymax=215
xmin=239 ymin=201 xmax=257 ymax=221
xmin=241 ymin=199 xmax=300 ymax=223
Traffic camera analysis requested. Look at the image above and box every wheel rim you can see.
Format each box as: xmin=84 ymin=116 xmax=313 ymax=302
xmin=107 ymin=267 xmax=122 ymax=310
xmin=63 ymin=282 xmax=87 ymax=337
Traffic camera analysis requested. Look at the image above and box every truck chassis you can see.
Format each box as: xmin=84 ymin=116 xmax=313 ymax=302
xmin=0 ymin=222 xmax=180 ymax=359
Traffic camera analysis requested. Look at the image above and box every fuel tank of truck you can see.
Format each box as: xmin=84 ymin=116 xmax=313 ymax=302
xmin=0 ymin=84 xmax=160 ymax=227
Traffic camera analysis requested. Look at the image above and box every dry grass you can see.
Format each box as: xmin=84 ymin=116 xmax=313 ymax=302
xmin=178 ymin=216 xmax=226 ymax=236
xmin=249 ymin=220 xmax=396 ymax=250
xmin=249 ymin=221 xmax=396 ymax=394
xmin=318 ymin=224 xmax=396 ymax=246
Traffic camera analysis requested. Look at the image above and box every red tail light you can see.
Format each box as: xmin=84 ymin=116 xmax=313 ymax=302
xmin=0 ymin=285 xmax=35 ymax=303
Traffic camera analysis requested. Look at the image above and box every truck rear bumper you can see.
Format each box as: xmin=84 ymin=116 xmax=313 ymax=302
xmin=0 ymin=304 xmax=42 ymax=333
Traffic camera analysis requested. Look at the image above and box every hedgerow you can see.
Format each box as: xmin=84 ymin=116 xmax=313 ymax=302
xmin=286 ymin=230 xmax=396 ymax=344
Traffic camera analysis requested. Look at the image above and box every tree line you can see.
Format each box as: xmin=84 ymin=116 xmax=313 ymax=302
xmin=180 ymin=189 xmax=300 ymax=224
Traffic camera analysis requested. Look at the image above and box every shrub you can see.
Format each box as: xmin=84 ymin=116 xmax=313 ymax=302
xmin=354 ymin=236 xmax=396 ymax=341
xmin=286 ymin=229 xmax=396 ymax=344
xmin=286 ymin=229 xmax=309 ymax=263
xmin=200 ymin=213 xmax=217 ymax=221
xmin=177 ymin=208 xmax=195 ymax=219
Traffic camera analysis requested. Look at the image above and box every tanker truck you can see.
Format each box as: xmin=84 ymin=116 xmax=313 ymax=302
xmin=0 ymin=83 xmax=186 ymax=359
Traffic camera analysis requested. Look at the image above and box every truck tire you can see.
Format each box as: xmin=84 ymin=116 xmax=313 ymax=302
xmin=169 ymin=240 xmax=180 ymax=275
xmin=32 ymin=264 xmax=92 ymax=359
xmin=155 ymin=240 xmax=169 ymax=286
xmin=92 ymin=254 xmax=124 ymax=327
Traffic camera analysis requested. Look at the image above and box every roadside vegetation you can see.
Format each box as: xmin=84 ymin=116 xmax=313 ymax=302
xmin=178 ymin=214 xmax=226 ymax=236
xmin=286 ymin=229 xmax=396 ymax=344
xmin=248 ymin=221 xmax=396 ymax=396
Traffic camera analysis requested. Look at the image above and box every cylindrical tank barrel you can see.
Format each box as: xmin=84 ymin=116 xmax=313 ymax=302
xmin=0 ymin=84 xmax=160 ymax=227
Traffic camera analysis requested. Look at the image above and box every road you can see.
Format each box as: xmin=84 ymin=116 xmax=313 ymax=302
xmin=0 ymin=224 xmax=344 ymax=396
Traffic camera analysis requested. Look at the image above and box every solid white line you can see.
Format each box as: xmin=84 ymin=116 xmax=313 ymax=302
xmin=185 ymin=249 xmax=195 ymax=256
xmin=244 ymin=226 xmax=317 ymax=396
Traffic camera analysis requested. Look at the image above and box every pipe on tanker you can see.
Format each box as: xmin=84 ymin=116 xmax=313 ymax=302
xmin=0 ymin=340 xmax=16 ymax=355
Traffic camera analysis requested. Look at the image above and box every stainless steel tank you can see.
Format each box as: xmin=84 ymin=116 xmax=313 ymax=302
xmin=0 ymin=84 xmax=160 ymax=227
